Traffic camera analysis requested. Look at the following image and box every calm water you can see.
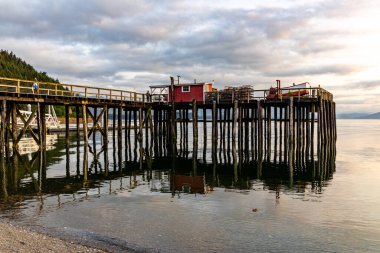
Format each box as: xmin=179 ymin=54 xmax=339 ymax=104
xmin=1 ymin=119 xmax=380 ymax=252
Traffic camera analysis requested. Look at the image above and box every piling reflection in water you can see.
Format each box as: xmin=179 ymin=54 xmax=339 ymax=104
xmin=0 ymin=122 xmax=336 ymax=214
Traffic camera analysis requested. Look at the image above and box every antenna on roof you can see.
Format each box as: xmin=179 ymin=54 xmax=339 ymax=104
xmin=194 ymin=79 xmax=196 ymax=84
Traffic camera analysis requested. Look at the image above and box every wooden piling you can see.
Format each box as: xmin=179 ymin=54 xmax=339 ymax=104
xmin=82 ymin=104 xmax=88 ymax=145
xmin=118 ymin=106 xmax=123 ymax=153
xmin=238 ymin=105 xmax=242 ymax=155
xmin=192 ymin=100 xmax=198 ymax=175
xmin=284 ymin=106 xmax=288 ymax=164
xmin=232 ymin=100 xmax=238 ymax=158
xmin=138 ymin=108 xmax=143 ymax=142
xmin=279 ymin=107 xmax=283 ymax=162
xmin=103 ymin=105 xmax=109 ymax=145
xmin=274 ymin=106 xmax=278 ymax=163
xmin=192 ymin=100 xmax=198 ymax=146
xmin=257 ymin=101 xmax=263 ymax=160
xmin=93 ymin=107 xmax=97 ymax=142
xmin=0 ymin=100 xmax=6 ymax=156
xmin=203 ymin=107 xmax=207 ymax=162
xmin=306 ymin=105 xmax=310 ymax=163
xmin=289 ymin=97 xmax=294 ymax=174
xmin=311 ymin=104 xmax=315 ymax=161
xmin=212 ymin=101 xmax=217 ymax=153
xmin=244 ymin=107 xmax=249 ymax=159
xmin=250 ymin=107 xmax=255 ymax=159
xmin=11 ymin=102 xmax=18 ymax=149
xmin=37 ymin=103 xmax=44 ymax=149
xmin=112 ymin=107 xmax=116 ymax=138
xmin=266 ymin=105 xmax=271 ymax=162
xmin=301 ymin=106 xmax=306 ymax=166
xmin=65 ymin=105 xmax=70 ymax=141
xmin=296 ymin=105 xmax=301 ymax=167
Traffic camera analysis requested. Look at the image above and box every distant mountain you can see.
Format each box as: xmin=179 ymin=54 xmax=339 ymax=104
xmin=337 ymin=113 xmax=368 ymax=119
xmin=337 ymin=112 xmax=380 ymax=119
xmin=357 ymin=112 xmax=380 ymax=119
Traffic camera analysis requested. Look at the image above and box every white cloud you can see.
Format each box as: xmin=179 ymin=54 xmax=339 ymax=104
xmin=0 ymin=0 xmax=379 ymax=113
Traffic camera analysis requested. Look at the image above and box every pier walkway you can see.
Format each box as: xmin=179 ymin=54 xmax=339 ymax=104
xmin=0 ymin=77 xmax=336 ymax=174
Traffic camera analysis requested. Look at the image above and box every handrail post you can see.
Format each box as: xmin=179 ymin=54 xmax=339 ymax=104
xmin=109 ymin=90 xmax=112 ymax=101
xmin=55 ymin=83 xmax=58 ymax=95
xmin=98 ymin=89 xmax=100 ymax=99
xmin=134 ymin=93 xmax=137 ymax=103
xmin=85 ymin=87 xmax=88 ymax=98
xmin=298 ymin=88 xmax=300 ymax=101
xmin=17 ymin=80 xmax=20 ymax=94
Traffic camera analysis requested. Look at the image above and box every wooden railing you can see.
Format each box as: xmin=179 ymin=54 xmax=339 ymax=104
xmin=149 ymin=86 xmax=333 ymax=104
xmin=204 ymin=87 xmax=333 ymax=104
xmin=0 ymin=77 xmax=149 ymax=103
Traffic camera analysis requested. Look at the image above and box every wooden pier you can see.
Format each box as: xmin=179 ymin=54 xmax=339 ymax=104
xmin=0 ymin=77 xmax=336 ymax=174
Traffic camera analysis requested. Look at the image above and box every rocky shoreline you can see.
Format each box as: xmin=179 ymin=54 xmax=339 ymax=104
xmin=0 ymin=222 xmax=107 ymax=253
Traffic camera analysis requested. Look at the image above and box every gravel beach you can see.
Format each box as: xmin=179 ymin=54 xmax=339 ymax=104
xmin=0 ymin=222 xmax=107 ymax=253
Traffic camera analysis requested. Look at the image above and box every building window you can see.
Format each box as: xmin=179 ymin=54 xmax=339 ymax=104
xmin=182 ymin=86 xmax=190 ymax=92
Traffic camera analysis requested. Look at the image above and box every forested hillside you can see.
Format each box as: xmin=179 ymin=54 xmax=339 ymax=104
xmin=0 ymin=50 xmax=59 ymax=83
xmin=0 ymin=50 xmax=67 ymax=116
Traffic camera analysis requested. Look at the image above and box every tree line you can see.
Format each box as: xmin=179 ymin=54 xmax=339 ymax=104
xmin=0 ymin=50 xmax=59 ymax=83
xmin=0 ymin=49 xmax=68 ymax=117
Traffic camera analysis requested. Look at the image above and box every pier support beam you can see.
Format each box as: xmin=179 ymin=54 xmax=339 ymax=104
xmin=212 ymin=101 xmax=217 ymax=154
xmin=288 ymin=97 xmax=294 ymax=179
xmin=103 ymin=105 xmax=109 ymax=146
xmin=11 ymin=102 xmax=18 ymax=150
xmin=232 ymin=100 xmax=238 ymax=158
xmin=192 ymin=99 xmax=198 ymax=175
xmin=82 ymin=104 xmax=88 ymax=145
xmin=75 ymin=105 xmax=80 ymax=140
xmin=37 ymin=103 xmax=46 ymax=150
xmin=0 ymin=100 xmax=6 ymax=156
xmin=65 ymin=105 xmax=70 ymax=141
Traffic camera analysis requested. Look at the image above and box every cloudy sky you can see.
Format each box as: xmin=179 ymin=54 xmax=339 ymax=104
xmin=0 ymin=0 xmax=379 ymax=113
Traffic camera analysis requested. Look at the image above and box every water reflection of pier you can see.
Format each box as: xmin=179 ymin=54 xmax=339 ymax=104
xmin=0 ymin=128 xmax=336 ymax=212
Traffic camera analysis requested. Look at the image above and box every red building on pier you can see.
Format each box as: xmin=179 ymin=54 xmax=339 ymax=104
xmin=150 ymin=82 xmax=214 ymax=103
